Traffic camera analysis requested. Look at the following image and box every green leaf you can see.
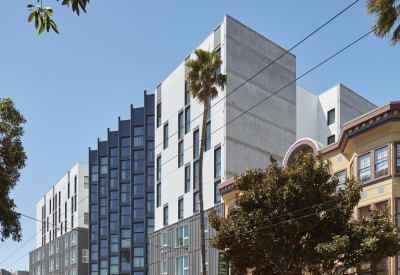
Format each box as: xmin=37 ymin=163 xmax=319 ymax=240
xmin=50 ymin=22 xmax=59 ymax=34
xmin=34 ymin=12 xmax=39 ymax=29
xmin=46 ymin=18 xmax=50 ymax=32
xmin=28 ymin=11 xmax=35 ymax=22
xmin=38 ymin=23 xmax=45 ymax=34
xmin=27 ymin=4 xmax=34 ymax=8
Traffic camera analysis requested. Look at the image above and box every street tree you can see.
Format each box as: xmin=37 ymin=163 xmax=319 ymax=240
xmin=0 ymin=97 xmax=27 ymax=242
xmin=27 ymin=0 xmax=89 ymax=34
xmin=366 ymin=0 xmax=400 ymax=45
xmin=209 ymin=152 xmax=400 ymax=275
xmin=185 ymin=48 xmax=227 ymax=274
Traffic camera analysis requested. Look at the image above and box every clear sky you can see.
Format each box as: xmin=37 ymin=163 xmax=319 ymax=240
xmin=0 ymin=0 xmax=399 ymax=270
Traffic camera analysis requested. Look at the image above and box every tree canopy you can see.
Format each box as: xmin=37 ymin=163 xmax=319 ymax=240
xmin=0 ymin=97 xmax=27 ymax=242
xmin=366 ymin=0 xmax=400 ymax=45
xmin=209 ymin=152 xmax=400 ymax=275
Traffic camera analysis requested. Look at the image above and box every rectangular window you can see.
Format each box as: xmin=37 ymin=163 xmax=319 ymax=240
xmin=133 ymin=198 xmax=144 ymax=219
xmin=193 ymin=130 xmax=199 ymax=159
xmin=110 ymin=234 xmax=118 ymax=252
xmin=147 ymin=141 xmax=155 ymax=161
xmin=335 ymin=170 xmax=345 ymax=191
xmin=147 ymin=218 xmax=155 ymax=234
xmin=99 ymin=239 xmax=107 ymax=257
xmin=185 ymin=81 xmax=190 ymax=105
xmin=163 ymin=260 xmax=168 ymax=275
xmin=71 ymin=231 xmax=77 ymax=246
xmin=193 ymin=192 xmax=200 ymax=212
xmin=121 ymin=229 xmax=130 ymax=249
xmin=176 ymin=255 xmax=189 ymax=275
xmin=100 ymin=198 xmax=107 ymax=215
xmin=162 ymin=232 xmax=168 ymax=253
xmin=327 ymin=108 xmax=335 ymax=125
xmin=164 ymin=206 xmax=169 ymax=225
xmin=110 ymin=256 xmax=118 ymax=274
xmin=110 ymin=147 xmax=118 ymax=166
xmin=157 ymin=103 xmax=162 ymax=128
xmin=133 ymin=248 xmax=144 ymax=267
xmin=164 ymin=124 xmax=169 ymax=149
xmin=176 ymin=225 xmax=188 ymax=247
xmin=215 ymin=180 xmax=221 ymax=203
xmin=133 ymin=222 xmax=144 ymax=243
xmin=358 ymin=153 xmax=371 ymax=183
xmin=74 ymin=176 xmax=77 ymax=193
xmin=147 ymin=115 xmax=155 ymax=135
xmin=157 ymin=156 xmax=162 ymax=181
xmin=147 ymin=192 xmax=155 ymax=212
xmin=100 ymin=157 xmax=107 ymax=174
xmin=178 ymin=199 xmax=184 ymax=219
xmin=82 ymin=249 xmax=88 ymax=263
xmin=376 ymin=258 xmax=388 ymax=274
xmin=65 ymin=235 xmax=68 ymax=249
xmin=120 ymin=183 xmax=130 ymax=203
xmin=65 ymin=252 xmax=69 ymax=266
xmin=110 ymin=169 xmax=118 ymax=188
xmin=71 ymin=250 xmax=77 ymax=264
xmin=327 ymin=135 xmax=335 ymax=145
xmin=133 ymin=174 xmax=144 ymax=196
xmin=214 ymin=147 xmax=221 ymax=178
xmin=99 ymin=218 xmax=107 ymax=235
xmin=147 ymin=167 xmax=154 ymax=187
xmin=375 ymin=146 xmax=388 ymax=178
xmin=84 ymin=176 xmax=89 ymax=189
xmin=121 ymin=205 xmax=130 ymax=225
xmin=185 ymin=165 xmax=190 ymax=193
xmin=193 ymin=161 xmax=199 ymax=189
xmin=121 ymin=160 xmax=130 ymax=180
xmin=178 ymin=141 xmax=184 ymax=168
xmin=157 ymin=183 xmax=161 ymax=207
xmin=110 ymin=191 xmax=118 ymax=209
xmin=90 ymin=244 xmax=97 ymax=261
xmin=55 ymin=257 xmax=59 ymax=270
xmin=68 ymin=183 xmax=70 ymax=199
xmin=121 ymin=137 xmax=130 ymax=158
xmin=205 ymin=122 xmax=211 ymax=151
xmin=121 ymin=251 xmax=131 ymax=271
xmin=350 ymin=162 xmax=354 ymax=178
xmin=90 ymin=165 xmax=98 ymax=182
xmin=133 ymin=126 xmax=144 ymax=147
xmin=358 ymin=205 xmax=370 ymax=220
xmin=185 ymin=107 xmax=190 ymax=134
xmin=49 ymin=243 xmax=54 ymax=256
xmin=397 ymin=144 xmax=400 ymax=173
xmin=49 ymin=259 xmax=54 ymax=272
xmin=178 ymin=111 xmax=184 ymax=139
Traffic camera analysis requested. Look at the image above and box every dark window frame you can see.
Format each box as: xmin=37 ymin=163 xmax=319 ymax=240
xmin=327 ymin=108 xmax=335 ymax=125
xmin=327 ymin=134 xmax=335 ymax=145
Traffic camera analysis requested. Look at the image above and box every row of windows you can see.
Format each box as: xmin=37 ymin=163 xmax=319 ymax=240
xmin=90 ymin=251 xmax=140 ymax=275
xmin=161 ymin=252 xmax=209 ymax=275
xmin=35 ymin=264 xmax=78 ymax=275
xmin=90 ymin=219 xmax=154 ymax=245
xmin=334 ymin=143 xmax=400 ymax=187
xmin=33 ymin=249 xmax=84 ymax=273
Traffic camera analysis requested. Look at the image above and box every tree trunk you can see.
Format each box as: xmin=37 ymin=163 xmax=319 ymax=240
xmin=199 ymin=98 xmax=209 ymax=275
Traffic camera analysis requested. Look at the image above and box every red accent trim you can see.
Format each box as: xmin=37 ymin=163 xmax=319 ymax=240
xmin=283 ymin=139 xmax=319 ymax=168
xmin=322 ymin=103 xmax=400 ymax=154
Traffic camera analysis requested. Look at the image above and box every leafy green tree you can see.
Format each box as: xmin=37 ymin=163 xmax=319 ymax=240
xmin=0 ymin=97 xmax=27 ymax=242
xmin=366 ymin=0 xmax=400 ymax=45
xmin=209 ymin=152 xmax=400 ymax=275
xmin=185 ymin=49 xmax=227 ymax=274
xmin=27 ymin=0 xmax=89 ymax=34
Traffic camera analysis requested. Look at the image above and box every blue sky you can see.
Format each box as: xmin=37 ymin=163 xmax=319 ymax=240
xmin=0 ymin=0 xmax=399 ymax=270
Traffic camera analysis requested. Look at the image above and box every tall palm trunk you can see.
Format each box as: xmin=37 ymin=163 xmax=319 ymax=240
xmin=199 ymin=97 xmax=209 ymax=275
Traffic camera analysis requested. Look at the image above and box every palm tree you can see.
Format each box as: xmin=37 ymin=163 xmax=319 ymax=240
xmin=185 ymin=48 xmax=227 ymax=274
xmin=366 ymin=0 xmax=400 ymax=45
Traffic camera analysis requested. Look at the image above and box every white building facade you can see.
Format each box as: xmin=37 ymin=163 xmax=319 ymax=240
xmin=29 ymin=162 xmax=89 ymax=275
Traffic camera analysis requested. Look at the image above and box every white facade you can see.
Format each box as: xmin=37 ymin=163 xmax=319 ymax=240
xmin=35 ymin=162 xmax=89 ymax=247
xmin=296 ymin=83 xmax=377 ymax=145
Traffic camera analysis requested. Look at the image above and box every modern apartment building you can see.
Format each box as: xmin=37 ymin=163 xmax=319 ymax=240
xmin=88 ymin=91 xmax=155 ymax=275
xmin=29 ymin=162 xmax=89 ymax=275
xmin=148 ymin=14 xmax=379 ymax=275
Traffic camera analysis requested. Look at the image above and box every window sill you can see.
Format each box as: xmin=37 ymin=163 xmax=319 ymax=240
xmin=360 ymin=174 xmax=392 ymax=186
